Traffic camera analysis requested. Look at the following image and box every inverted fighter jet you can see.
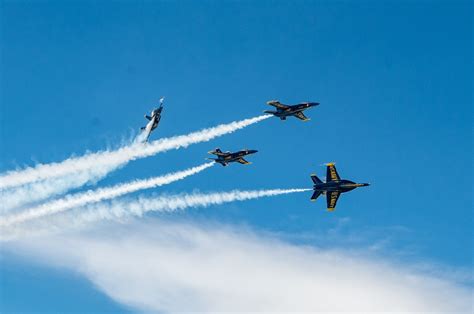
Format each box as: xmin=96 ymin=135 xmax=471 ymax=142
xmin=264 ymin=100 xmax=319 ymax=121
xmin=310 ymin=163 xmax=369 ymax=211
xmin=141 ymin=97 xmax=164 ymax=142
xmin=207 ymin=148 xmax=258 ymax=166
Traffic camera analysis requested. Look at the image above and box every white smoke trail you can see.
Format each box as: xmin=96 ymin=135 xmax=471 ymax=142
xmin=0 ymin=115 xmax=271 ymax=190
xmin=1 ymin=188 xmax=311 ymax=240
xmin=0 ymin=162 xmax=214 ymax=227
xmin=1 ymin=172 xmax=104 ymax=212
xmin=70 ymin=188 xmax=312 ymax=225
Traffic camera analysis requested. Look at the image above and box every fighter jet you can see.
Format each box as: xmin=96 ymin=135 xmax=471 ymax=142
xmin=141 ymin=97 xmax=164 ymax=142
xmin=310 ymin=163 xmax=369 ymax=211
xmin=264 ymin=100 xmax=319 ymax=121
xmin=207 ymin=148 xmax=258 ymax=166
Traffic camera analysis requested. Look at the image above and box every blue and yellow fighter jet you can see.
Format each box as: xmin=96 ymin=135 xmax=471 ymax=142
xmin=264 ymin=100 xmax=319 ymax=121
xmin=207 ymin=148 xmax=258 ymax=166
xmin=310 ymin=163 xmax=369 ymax=211
xmin=141 ymin=97 xmax=164 ymax=142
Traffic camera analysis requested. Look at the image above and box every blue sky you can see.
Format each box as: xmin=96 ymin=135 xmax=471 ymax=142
xmin=1 ymin=1 xmax=472 ymax=312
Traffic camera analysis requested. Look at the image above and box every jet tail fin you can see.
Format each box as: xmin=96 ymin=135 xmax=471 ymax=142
xmin=311 ymin=174 xmax=323 ymax=184
xmin=208 ymin=148 xmax=227 ymax=156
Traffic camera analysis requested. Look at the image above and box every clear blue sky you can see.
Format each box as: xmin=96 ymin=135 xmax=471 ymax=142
xmin=1 ymin=1 xmax=472 ymax=312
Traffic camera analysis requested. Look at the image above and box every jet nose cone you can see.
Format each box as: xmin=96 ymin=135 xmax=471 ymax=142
xmin=362 ymin=183 xmax=370 ymax=186
xmin=248 ymin=150 xmax=258 ymax=154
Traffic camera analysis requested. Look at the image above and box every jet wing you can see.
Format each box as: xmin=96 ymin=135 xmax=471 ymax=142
xmin=326 ymin=191 xmax=341 ymax=211
xmin=237 ymin=158 xmax=251 ymax=165
xmin=267 ymin=101 xmax=289 ymax=109
xmin=294 ymin=111 xmax=310 ymax=121
xmin=326 ymin=163 xmax=341 ymax=182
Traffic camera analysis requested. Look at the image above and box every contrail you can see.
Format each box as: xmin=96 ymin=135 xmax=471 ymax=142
xmin=1 ymin=188 xmax=311 ymax=240
xmin=0 ymin=115 xmax=271 ymax=190
xmin=1 ymin=172 xmax=106 ymax=212
xmin=0 ymin=162 xmax=214 ymax=227
xmin=73 ymin=188 xmax=313 ymax=223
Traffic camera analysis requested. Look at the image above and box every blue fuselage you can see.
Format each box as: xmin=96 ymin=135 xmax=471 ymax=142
xmin=313 ymin=180 xmax=369 ymax=193
xmin=215 ymin=150 xmax=257 ymax=163
xmin=271 ymin=103 xmax=316 ymax=117
xmin=149 ymin=107 xmax=163 ymax=131
xmin=213 ymin=150 xmax=257 ymax=166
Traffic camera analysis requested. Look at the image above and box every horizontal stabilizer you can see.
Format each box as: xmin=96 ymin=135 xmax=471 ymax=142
xmin=311 ymin=174 xmax=322 ymax=184
xmin=310 ymin=191 xmax=322 ymax=202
